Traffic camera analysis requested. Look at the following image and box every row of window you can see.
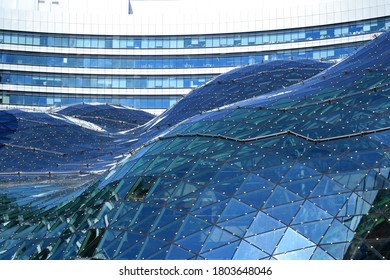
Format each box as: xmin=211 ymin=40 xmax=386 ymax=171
xmin=0 ymin=91 xmax=180 ymax=109
xmin=0 ymin=17 xmax=388 ymax=49
xmin=0 ymin=72 xmax=213 ymax=89
xmin=0 ymin=43 xmax=361 ymax=70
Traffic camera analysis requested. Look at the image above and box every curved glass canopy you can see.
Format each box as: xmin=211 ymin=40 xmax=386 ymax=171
xmin=0 ymin=30 xmax=390 ymax=259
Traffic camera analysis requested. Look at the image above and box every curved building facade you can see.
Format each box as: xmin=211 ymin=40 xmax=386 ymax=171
xmin=0 ymin=0 xmax=389 ymax=114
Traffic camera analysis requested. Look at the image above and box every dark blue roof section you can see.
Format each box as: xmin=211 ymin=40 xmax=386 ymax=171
xmin=126 ymin=59 xmax=332 ymax=151
xmin=144 ymin=59 xmax=332 ymax=130
xmin=57 ymin=103 xmax=154 ymax=133
xmin=0 ymin=111 xmax=18 ymax=143
xmin=0 ymin=105 xmax=154 ymax=178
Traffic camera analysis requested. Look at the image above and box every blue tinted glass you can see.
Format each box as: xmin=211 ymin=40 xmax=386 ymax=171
xmin=246 ymin=228 xmax=285 ymax=254
xmin=233 ymin=240 xmax=268 ymax=259
xmin=274 ymin=228 xmax=315 ymax=254
xmin=245 ymin=211 xmax=285 ymax=237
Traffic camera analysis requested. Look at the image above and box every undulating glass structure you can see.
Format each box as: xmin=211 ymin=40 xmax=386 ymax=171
xmin=0 ymin=59 xmax=330 ymax=177
xmin=0 ymin=27 xmax=389 ymax=260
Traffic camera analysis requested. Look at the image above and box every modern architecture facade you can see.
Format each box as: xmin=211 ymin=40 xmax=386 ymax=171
xmin=0 ymin=0 xmax=389 ymax=114
xmin=1 ymin=26 xmax=390 ymax=260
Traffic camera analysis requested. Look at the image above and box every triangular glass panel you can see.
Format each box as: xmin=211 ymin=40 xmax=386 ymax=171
xmin=275 ymin=246 xmax=315 ymax=260
xmin=236 ymin=188 xmax=272 ymax=208
xmin=208 ymin=144 xmax=242 ymax=161
xmin=128 ymin=155 xmax=155 ymax=175
xmin=233 ymin=144 xmax=260 ymax=158
xmin=115 ymin=238 xmax=145 ymax=260
xmin=276 ymin=134 xmax=308 ymax=148
xmin=329 ymin=171 xmax=367 ymax=190
xmin=311 ymin=247 xmax=335 ymax=260
xmin=113 ymin=232 xmax=145 ymax=258
xmin=95 ymin=230 xmax=123 ymax=259
xmin=129 ymin=213 xmax=158 ymax=234
xmin=163 ymin=137 xmax=193 ymax=154
xmin=309 ymin=193 xmax=350 ymax=216
xmin=184 ymin=137 xmax=214 ymax=153
xmin=377 ymin=153 xmax=390 ymax=169
xmin=108 ymin=202 xmax=137 ymax=225
xmin=236 ymin=173 xmax=274 ymax=195
xmin=150 ymin=208 xmax=181 ymax=231
xmin=167 ymin=182 xmax=201 ymax=203
xmin=229 ymin=155 xmax=262 ymax=170
xmin=190 ymin=170 xmax=220 ymax=185
xmin=358 ymin=170 xmax=382 ymax=192
xmin=201 ymin=241 xmax=239 ymax=260
xmin=309 ymin=176 xmax=349 ymax=198
xmin=137 ymin=237 xmax=169 ymax=260
xmin=338 ymin=193 xmax=371 ymax=217
xmin=192 ymin=188 xmax=228 ymax=209
xmin=355 ymin=150 xmax=384 ymax=168
xmin=211 ymin=164 xmax=247 ymax=183
xmin=321 ymin=219 xmax=355 ymax=244
xmin=320 ymin=243 xmax=350 ymax=260
xmin=145 ymin=177 xmax=177 ymax=197
xmin=254 ymin=163 xmax=291 ymax=183
xmin=201 ymin=227 xmax=239 ymax=252
xmin=233 ymin=240 xmax=269 ymax=260
xmin=110 ymin=208 xmax=139 ymax=229
xmin=165 ymin=245 xmax=195 ymax=260
xmin=281 ymin=176 xmax=320 ymax=198
xmin=282 ymin=163 xmax=319 ymax=182
xmin=144 ymin=155 xmax=176 ymax=175
xmin=163 ymin=155 xmax=195 ymax=176
xmin=217 ymin=212 xmax=256 ymax=237
xmin=114 ymin=177 xmax=136 ymax=199
xmin=263 ymin=201 xmax=302 ymax=225
xmin=292 ymin=200 xmax=332 ymax=224
xmin=167 ymin=189 xmax=203 ymax=212
xmin=146 ymin=246 xmax=169 ymax=260
xmin=167 ymin=161 xmax=198 ymax=179
xmin=291 ymin=219 xmax=331 ymax=243
xmin=245 ymin=228 xmax=286 ymax=255
xmin=218 ymin=199 xmax=255 ymax=222
xmin=339 ymin=215 xmax=363 ymax=232
xmin=146 ymin=185 xmax=176 ymax=206
xmin=176 ymin=215 xmax=211 ymax=239
xmin=175 ymin=230 xmax=209 ymax=253
xmin=357 ymin=190 xmax=377 ymax=206
xmin=256 ymin=153 xmax=290 ymax=169
xmin=263 ymin=186 xmax=302 ymax=208
xmin=152 ymin=219 xmax=184 ymax=241
xmin=209 ymin=175 xmax=247 ymax=196
xmin=192 ymin=199 xmax=230 ymax=223
xmin=274 ymin=228 xmax=315 ymax=254
xmin=245 ymin=211 xmax=285 ymax=237
xmin=302 ymin=157 xmax=337 ymax=173
xmin=189 ymin=159 xmax=219 ymax=174
xmin=330 ymin=157 xmax=364 ymax=173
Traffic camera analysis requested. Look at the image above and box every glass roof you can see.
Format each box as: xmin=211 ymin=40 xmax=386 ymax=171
xmin=0 ymin=31 xmax=390 ymax=259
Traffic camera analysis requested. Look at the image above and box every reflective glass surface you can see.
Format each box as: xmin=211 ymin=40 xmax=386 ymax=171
xmin=0 ymin=16 xmax=388 ymax=49
xmin=1 ymin=30 xmax=390 ymax=260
